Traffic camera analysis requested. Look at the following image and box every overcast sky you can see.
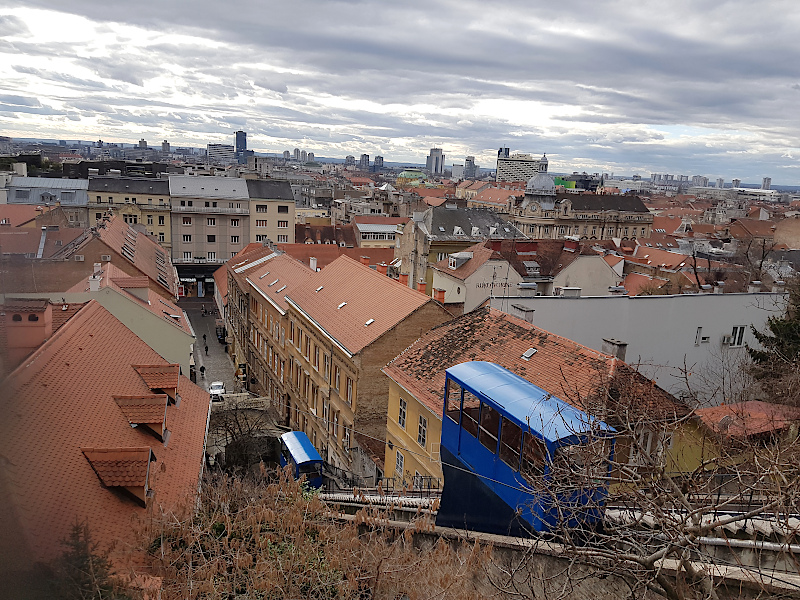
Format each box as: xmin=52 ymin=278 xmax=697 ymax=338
xmin=1 ymin=1 xmax=799 ymax=183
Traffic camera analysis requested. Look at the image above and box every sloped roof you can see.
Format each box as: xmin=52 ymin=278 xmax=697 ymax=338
xmin=245 ymin=179 xmax=294 ymax=201
xmin=88 ymin=177 xmax=169 ymax=195
xmin=630 ymin=245 xmax=691 ymax=270
xmin=383 ymin=307 xmax=687 ymax=422
xmin=426 ymin=206 xmax=524 ymax=242
xmin=82 ymin=448 xmax=153 ymax=487
xmin=168 ymin=175 xmax=248 ymax=199
xmin=277 ymin=244 xmax=396 ymax=270
xmin=696 ymin=401 xmax=800 ymax=439
xmin=622 ymin=272 xmax=669 ymax=296
xmin=471 ymin=188 xmax=520 ymax=206
xmin=431 ymin=241 xmax=505 ymax=281
xmin=561 ymin=193 xmax=649 ymax=213
xmin=295 ymin=223 xmax=357 ymax=246
xmin=0 ymin=301 xmax=210 ymax=567
xmin=0 ymin=227 xmax=85 ymax=257
xmin=286 ymin=256 xmax=433 ymax=355
xmin=245 ymin=253 xmax=316 ymax=313
xmin=95 ymin=216 xmax=177 ymax=296
xmin=113 ymin=395 xmax=169 ymax=426
xmin=728 ymin=218 xmax=778 ymax=239
xmin=0 ymin=204 xmax=40 ymax=226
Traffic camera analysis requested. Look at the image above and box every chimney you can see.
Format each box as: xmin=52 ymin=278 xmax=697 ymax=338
xmin=433 ymin=288 xmax=445 ymax=303
xmin=377 ymin=262 xmax=388 ymax=276
xmin=772 ymin=280 xmax=786 ymax=293
xmin=309 ymin=256 xmax=317 ymax=272
xmin=359 ymin=255 xmax=370 ymax=266
xmin=6 ymin=302 xmax=54 ymax=369
xmin=417 ymin=279 xmax=427 ymax=294
xmin=608 ymin=285 xmax=627 ymax=295
xmin=89 ymin=274 xmax=102 ymax=292
xmin=399 ymin=273 xmax=409 ymax=286
xmin=748 ymin=281 xmax=762 ymax=294
xmin=93 ymin=262 xmax=102 ymax=276
xmin=517 ymin=282 xmax=538 ymax=297
xmin=714 ymin=281 xmax=725 ymax=294
xmin=511 ymin=303 xmax=535 ymax=324
xmin=561 ymin=287 xmax=581 ymax=298
xmin=601 ymin=338 xmax=628 ymax=362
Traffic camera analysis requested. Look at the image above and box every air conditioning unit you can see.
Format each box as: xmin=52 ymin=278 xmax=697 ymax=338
xmin=74 ymin=255 xmax=85 ymax=262
xmin=101 ymin=254 xmax=111 ymax=261
xmin=721 ymin=335 xmax=733 ymax=345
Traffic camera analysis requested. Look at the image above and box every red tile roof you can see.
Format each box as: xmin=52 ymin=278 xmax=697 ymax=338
xmin=630 ymin=246 xmax=691 ymax=270
xmin=696 ymin=401 xmax=800 ymax=439
xmin=243 ymin=253 xmax=315 ymax=313
xmin=0 ymin=227 xmax=85 ymax=257
xmin=134 ymin=364 xmax=180 ymax=391
xmin=114 ymin=395 xmax=169 ymax=426
xmin=431 ymin=242 xmax=505 ymax=281
xmin=0 ymin=300 xmax=210 ymax=568
xmin=470 ymin=188 xmax=520 ymax=207
xmin=286 ymin=256 xmax=433 ymax=355
xmin=277 ymin=243 xmax=396 ymax=270
xmin=384 ymin=307 xmax=687 ymax=422
xmin=82 ymin=448 xmax=153 ymax=488
xmin=622 ymin=272 xmax=669 ymax=296
xmin=0 ymin=205 xmax=40 ymax=227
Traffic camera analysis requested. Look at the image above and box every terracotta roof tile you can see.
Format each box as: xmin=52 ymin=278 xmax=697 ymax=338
xmin=277 ymin=244 xmax=396 ymax=270
xmin=287 ymin=256 xmax=433 ymax=355
xmin=431 ymin=242 xmax=504 ymax=281
xmin=134 ymin=364 xmax=180 ymax=390
xmin=114 ymin=395 xmax=169 ymax=426
xmin=244 ymin=253 xmax=315 ymax=313
xmin=696 ymin=401 xmax=800 ymax=439
xmin=0 ymin=204 xmax=40 ymax=227
xmin=384 ymin=307 xmax=687 ymax=423
xmin=82 ymin=448 xmax=153 ymax=488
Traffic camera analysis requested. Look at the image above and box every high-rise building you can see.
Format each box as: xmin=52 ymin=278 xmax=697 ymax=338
xmin=300 ymin=150 xmax=307 ymax=163
xmin=762 ymin=177 xmax=772 ymax=190
xmin=207 ymin=143 xmax=236 ymax=164
xmin=359 ymin=154 xmax=370 ymax=170
xmin=345 ymin=155 xmax=355 ymax=167
xmin=732 ymin=178 xmax=741 ymax=189
xmin=716 ymin=178 xmax=724 ymax=189
xmin=308 ymin=152 xmax=315 ymax=162
xmin=283 ymin=150 xmax=291 ymax=160
xmin=451 ymin=164 xmax=464 ymax=180
xmin=138 ymin=138 xmax=148 ymax=149
xmin=374 ymin=155 xmax=384 ymax=170
xmin=234 ymin=130 xmax=247 ymax=155
xmin=425 ymin=147 xmax=445 ymax=175
xmin=496 ymin=152 xmax=547 ymax=183
xmin=294 ymin=148 xmax=301 ymax=161
xmin=464 ymin=156 xmax=477 ymax=179
xmin=691 ymin=175 xmax=709 ymax=187
xmin=162 ymin=140 xmax=171 ymax=153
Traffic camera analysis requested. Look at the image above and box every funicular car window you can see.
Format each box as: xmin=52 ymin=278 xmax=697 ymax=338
xmin=479 ymin=402 xmax=500 ymax=452
xmin=499 ymin=417 xmax=522 ymax=469
xmin=445 ymin=380 xmax=462 ymax=422
xmin=521 ymin=431 xmax=547 ymax=479
xmin=461 ymin=391 xmax=480 ymax=437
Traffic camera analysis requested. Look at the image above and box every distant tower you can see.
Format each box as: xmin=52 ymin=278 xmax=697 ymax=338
xmin=308 ymin=152 xmax=315 ymax=162
xmin=345 ymin=155 xmax=355 ymax=167
xmin=300 ymin=150 xmax=307 ymax=163
xmin=762 ymin=177 xmax=772 ymax=190
xmin=96 ymin=139 xmax=104 ymax=148
xmin=425 ymin=148 xmax=445 ymax=175
xmin=283 ymin=150 xmax=290 ymax=160
xmin=464 ymin=156 xmax=476 ymax=178
xmin=374 ymin=155 xmax=384 ymax=170
xmin=732 ymin=178 xmax=741 ymax=188
xmin=359 ymin=154 xmax=370 ymax=170
xmin=161 ymin=140 xmax=170 ymax=153
xmin=138 ymin=138 xmax=147 ymax=149
xmin=234 ymin=130 xmax=247 ymax=155
xmin=294 ymin=148 xmax=301 ymax=161
xmin=716 ymin=178 xmax=724 ymax=189
xmin=498 ymin=147 xmax=510 ymax=159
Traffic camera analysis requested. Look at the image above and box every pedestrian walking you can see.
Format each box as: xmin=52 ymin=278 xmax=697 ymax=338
xmin=205 ymin=345 xmax=209 ymax=355
xmin=199 ymin=365 xmax=205 ymax=378
xmin=202 ymin=333 xmax=207 ymax=343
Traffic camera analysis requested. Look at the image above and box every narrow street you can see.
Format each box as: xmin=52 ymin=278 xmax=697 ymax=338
xmin=179 ymin=297 xmax=237 ymax=395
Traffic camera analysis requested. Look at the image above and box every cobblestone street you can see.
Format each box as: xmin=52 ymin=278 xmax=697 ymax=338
xmin=180 ymin=297 xmax=237 ymax=395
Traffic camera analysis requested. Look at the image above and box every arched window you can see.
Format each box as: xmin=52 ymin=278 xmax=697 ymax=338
xmin=12 ymin=314 xmax=22 ymax=322
xmin=28 ymin=314 xmax=39 ymax=322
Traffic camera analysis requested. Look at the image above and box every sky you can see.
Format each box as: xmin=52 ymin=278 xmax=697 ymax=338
xmin=1 ymin=1 xmax=799 ymax=183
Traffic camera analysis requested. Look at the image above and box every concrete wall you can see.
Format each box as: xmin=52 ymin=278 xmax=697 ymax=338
xmin=490 ymin=292 xmax=786 ymax=402
xmin=433 ymin=259 xmax=524 ymax=313
xmin=553 ymin=255 xmax=623 ymax=296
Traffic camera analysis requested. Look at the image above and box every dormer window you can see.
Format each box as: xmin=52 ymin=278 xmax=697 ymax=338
xmin=453 ymin=226 xmax=464 ymax=235
xmin=449 ymin=257 xmax=458 ymax=270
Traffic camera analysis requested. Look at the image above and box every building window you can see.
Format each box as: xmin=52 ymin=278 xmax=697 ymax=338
xmin=437 ymin=253 xmax=447 ymax=261
xmin=207 ymin=218 xmax=216 ymax=226
xmin=231 ymin=218 xmax=239 ymax=227
xmin=398 ymin=398 xmax=407 ymax=429
xmin=278 ymin=220 xmax=288 ymax=228
xmin=183 ymin=234 xmax=192 ymax=242
xmin=183 ymin=216 xmax=192 ymax=225
xmin=313 ymin=345 xmax=320 ymax=370
xmin=207 ymin=235 xmax=216 ymax=243
xmin=277 ymin=235 xmax=288 ymax=243
xmin=333 ymin=412 xmax=339 ymax=439
xmin=208 ymin=252 xmax=216 ymax=261
xmin=346 ymin=377 xmax=353 ymax=406
xmin=158 ymin=232 xmax=165 ymax=242
xmin=343 ymin=426 xmax=351 ymax=452
xmin=418 ymin=415 xmax=427 ymax=447
xmin=278 ymin=205 xmax=289 ymax=213
xmin=396 ymin=450 xmax=404 ymax=477
xmin=95 ymin=212 xmax=102 ymax=220
xmin=256 ymin=235 xmax=268 ymax=242
xmin=158 ymin=215 xmax=165 ymax=225
xmin=123 ymin=214 xmax=138 ymax=224
xmin=323 ymin=354 xmax=330 ymax=382
xmin=183 ymin=251 xmax=192 ymax=260
xmin=231 ymin=235 xmax=239 ymax=243
xmin=333 ymin=365 xmax=340 ymax=391
xmin=256 ymin=219 xmax=268 ymax=227
xmin=256 ymin=205 xmax=268 ymax=213
xmin=731 ymin=326 xmax=746 ymax=347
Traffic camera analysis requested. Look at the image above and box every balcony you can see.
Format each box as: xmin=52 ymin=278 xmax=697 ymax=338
xmin=172 ymin=204 xmax=249 ymax=214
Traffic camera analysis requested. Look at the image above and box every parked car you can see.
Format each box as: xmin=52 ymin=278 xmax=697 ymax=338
xmin=209 ymin=381 xmax=226 ymax=401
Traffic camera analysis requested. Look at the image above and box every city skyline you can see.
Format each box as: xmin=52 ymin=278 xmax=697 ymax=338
xmin=1 ymin=2 xmax=799 ymax=183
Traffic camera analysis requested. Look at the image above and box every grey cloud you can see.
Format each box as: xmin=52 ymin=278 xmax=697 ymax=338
xmin=0 ymin=14 xmax=28 ymax=36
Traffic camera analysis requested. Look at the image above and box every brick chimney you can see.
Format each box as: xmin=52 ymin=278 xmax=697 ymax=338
xmin=360 ymin=256 xmax=370 ymax=266
xmin=433 ymin=288 xmax=445 ymax=303
xmin=377 ymin=262 xmax=388 ymax=276
xmin=5 ymin=300 xmax=54 ymax=370
xmin=417 ymin=279 xmax=427 ymax=294
xmin=601 ymin=338 xmax=627 ymax=362
xmin=399 ymin=273 xmax=409 ymax=286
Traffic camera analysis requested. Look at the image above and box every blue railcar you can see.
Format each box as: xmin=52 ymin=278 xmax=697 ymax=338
xmin=279 ymin=431 xmax=324 ymax=489
xmin=436 ymin=361 xmax=615 ymax=537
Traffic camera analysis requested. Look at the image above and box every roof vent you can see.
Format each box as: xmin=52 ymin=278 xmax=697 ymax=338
xmin=258 ymin=271 xmax=270 ymax=279
xmin=269 ymin=278 xmax=279 ymax=287
xmin=276 ymin=285 xmax=286 ymax=293
xmin=337 ymin=302 xmax=347 ymax=309
xmin=316 ymin=286 xmax=324 ymax=292
xmin=365 ymin=318 xmax=375 ymax=326
xmin=521 ymin=348 xmax=537 ymax=360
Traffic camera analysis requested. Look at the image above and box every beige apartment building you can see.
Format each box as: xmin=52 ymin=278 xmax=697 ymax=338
xmin=246 ymin=180 xmax=296 ymax=246
xmin=88 ymin=177 xmax=172 ymax=248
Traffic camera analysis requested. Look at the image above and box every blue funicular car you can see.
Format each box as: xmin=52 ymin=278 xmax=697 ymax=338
xmin=279 ymin=431 xmax=324 ymax=489
xmin=436 ymin=361 xmax=615 ymax=537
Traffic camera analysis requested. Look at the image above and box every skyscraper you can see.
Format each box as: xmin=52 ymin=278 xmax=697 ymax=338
xmin=425 ymin=148 xmax=445 ymax=175
xmin=345 ymin=155 xmax=355 ymax=167
xmin=283 ymin=150 xmax=291 ymax=160
xmin=732 ymin=178 xmax=741 ymax=188
xmin=374 ymin=155 xmax=384 ymax=170
xmin=300 ymin=150 xmax=307 ymax=163
xmin=496 ymin=152 xmax=547 ymax=182
xmin=308 ymin=152 xmax=315 ymax=162
xmin=716 ymin=178 xmax=724 ymax=189
xmin=234 ymin=130 xmax=247 ymax=155
xmin=294 ymin=148 xmax=301 ymax=161
xmin=161 ymin=140 xmax=170 ymax=153
xmin=762 ymin=177 xmax=772 ymax=190
xmin=464 ymin=156 xmax=477 ymax=179
xmin=359 ymin=154 xmax=370 ymax=170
